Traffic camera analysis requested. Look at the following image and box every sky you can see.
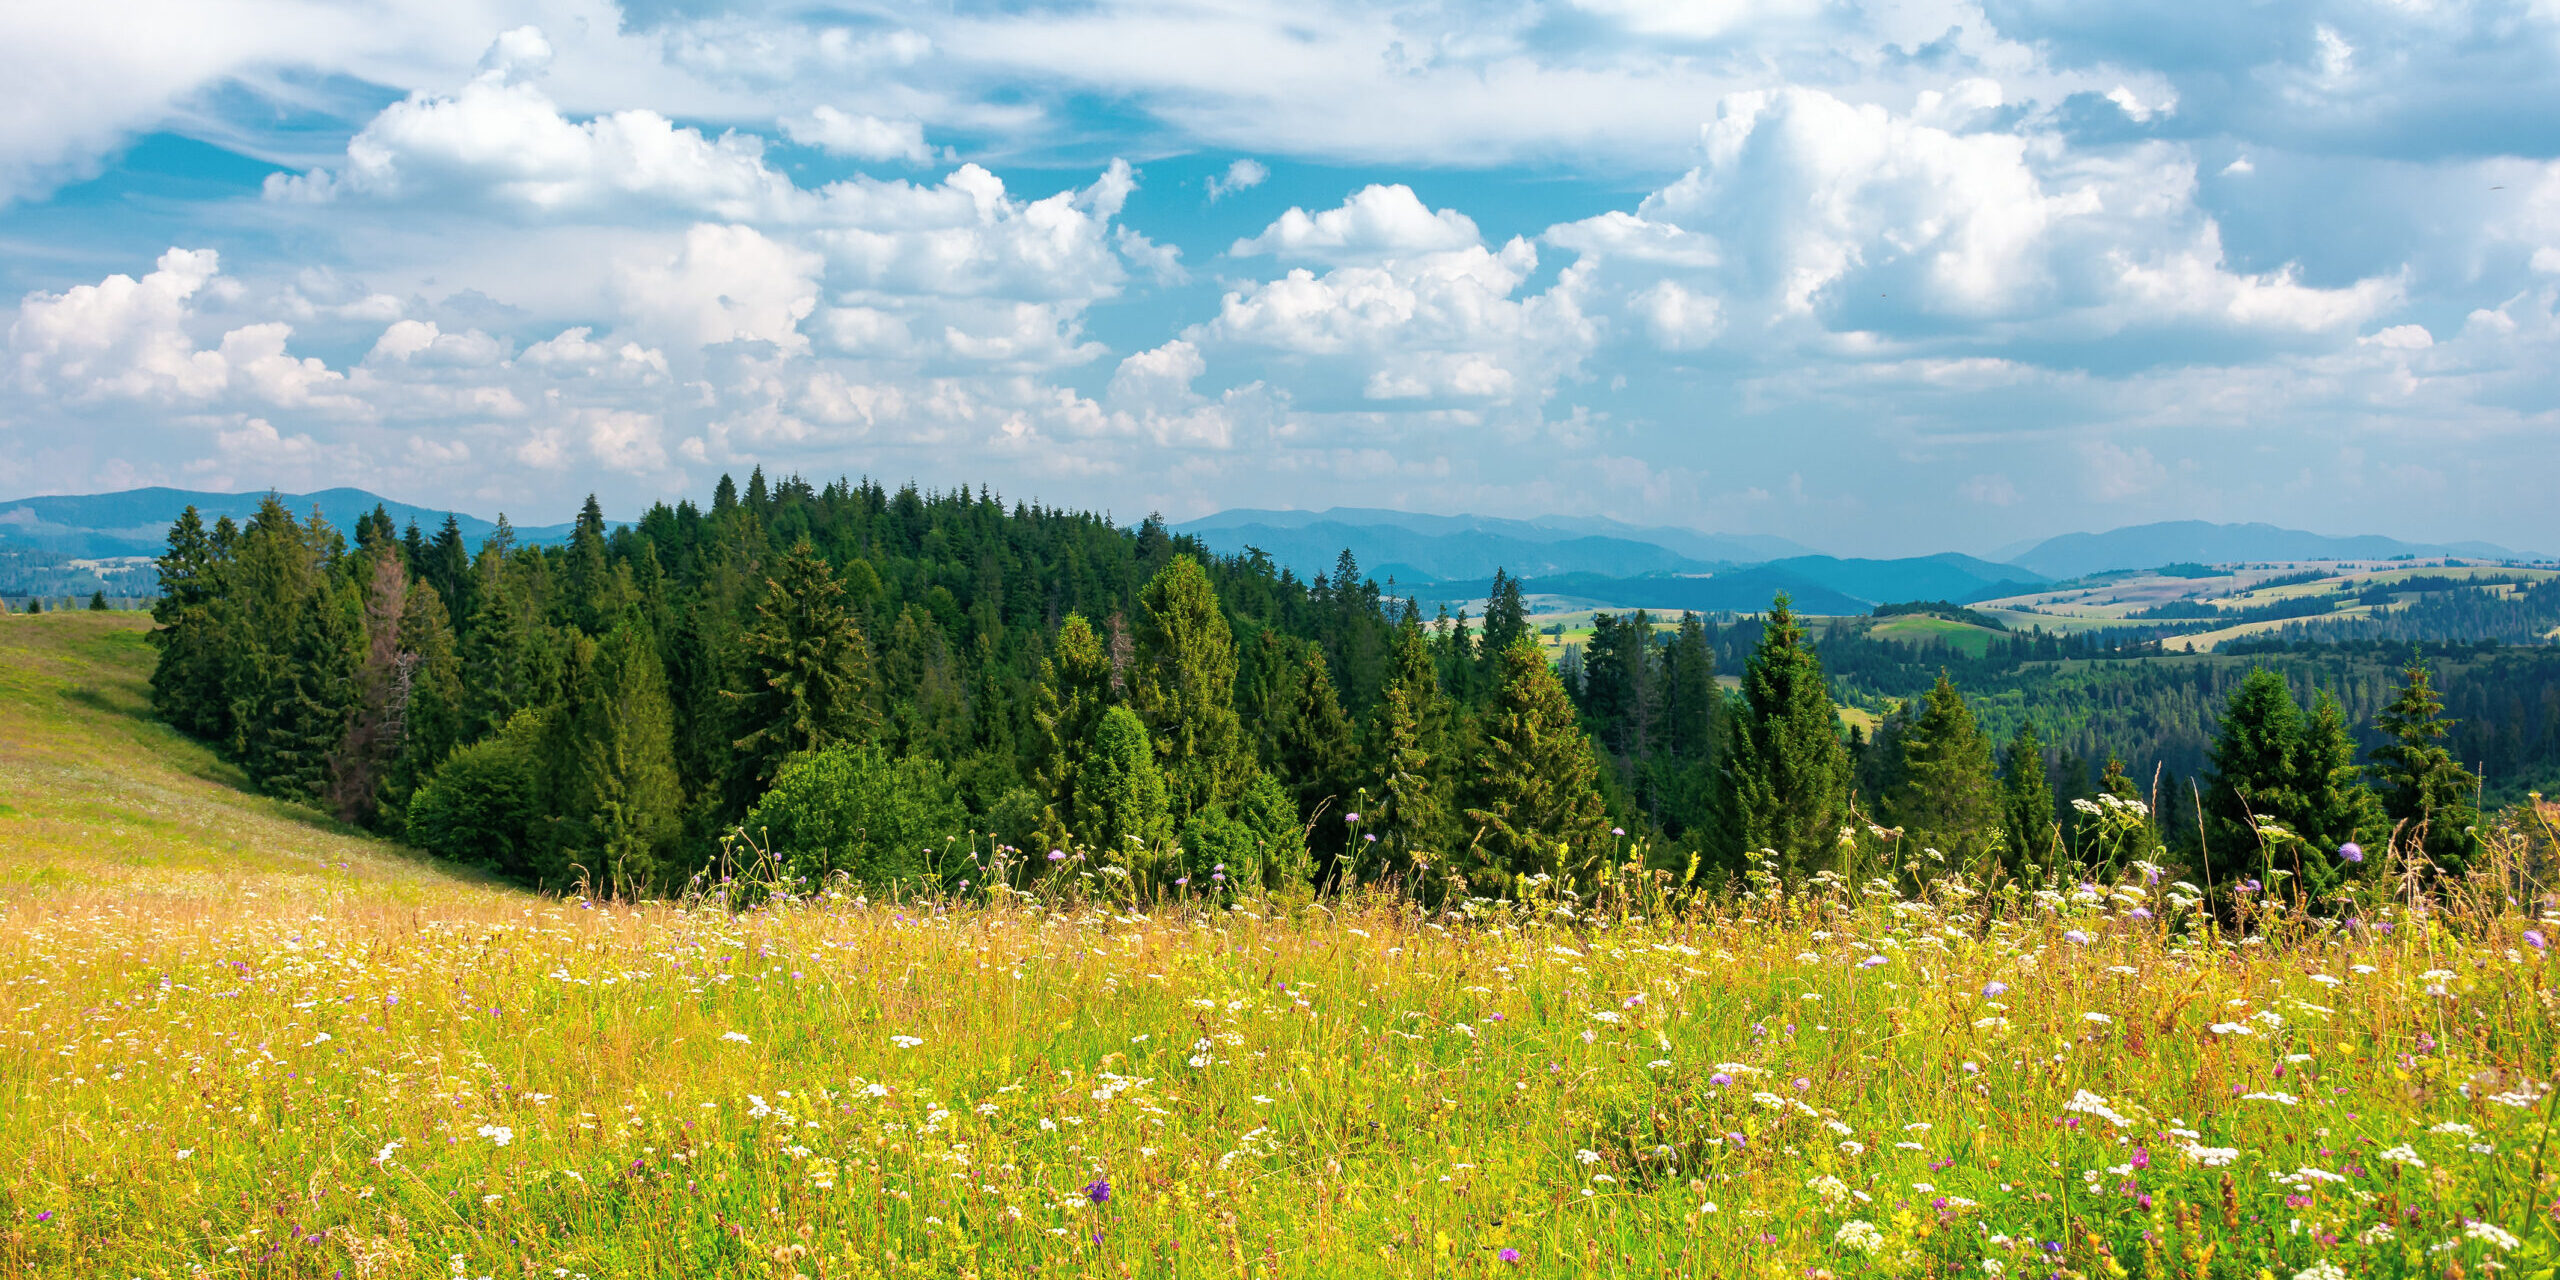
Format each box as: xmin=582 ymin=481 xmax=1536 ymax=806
xmin=2 ymin=0 xmax=2557 ymax=557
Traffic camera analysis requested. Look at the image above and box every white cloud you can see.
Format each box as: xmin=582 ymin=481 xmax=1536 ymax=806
xmin=9 ymin=247 xmax=231 ymax=401
xmin=783 ymin=107 xmax=932 ymax=163
xmin=268 ymin=45 xmax=800 ymax=222
xmin=615 ymin=223 xmax=822 ymax=355
xmin=1233 ymin=185 xmax=1482 ymax=263
xmin=1206 ymin=158 xmax=1268 ymax=201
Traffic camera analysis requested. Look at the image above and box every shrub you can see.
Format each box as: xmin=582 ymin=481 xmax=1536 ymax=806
xmin=743 ymin=745 xmax=966 ymax=888
xmin=405 ymin=714 xmax=545 ymax=880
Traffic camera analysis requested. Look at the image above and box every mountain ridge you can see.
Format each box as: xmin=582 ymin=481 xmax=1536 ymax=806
xmin=0 ymin=487 xmax=590 ymax=558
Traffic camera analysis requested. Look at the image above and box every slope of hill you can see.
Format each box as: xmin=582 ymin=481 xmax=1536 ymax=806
xmin=2008 ymin=520 xmax=2533 ymax=580
xmin=0 ymin=487 xmax=588 ymax=557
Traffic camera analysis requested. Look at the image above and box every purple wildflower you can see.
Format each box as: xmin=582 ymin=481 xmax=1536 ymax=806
xmin=2338 ymin=842 xmax=2364 ymax=864
xmin=1047 ymin=849 xmax=1067 ymax=862
xmin=1083 ymin=1175 xmax=1112 ymax=1205
xmin=1983 ymin=980 xmax=2008 ymax=998
xmin=2524 ymin=930 xmax=2547 ymax=951
xmin=1499 ymin=1248 xmax=1522 ymax=1264
xmin=1710 ymin=1072 xmax=1734 ymax=1087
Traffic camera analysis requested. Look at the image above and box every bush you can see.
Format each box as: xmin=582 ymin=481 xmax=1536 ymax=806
xmin=743 ymin=745 xmax=967 ymax=888
xmin=405 ymin=715 xmax=545 ymax=880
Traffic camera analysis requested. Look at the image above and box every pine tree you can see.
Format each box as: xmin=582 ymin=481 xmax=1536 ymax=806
xmin=324 ymin=548 xmax=413 ymax=824
xmin=1886 ymin=672 xmax=2000 ymax=867
xmin=147 ymin=506 xmax=229 ymax=740
xmin=247 ymin=576 xmax=363 ymax=805
xmin=2368 ymin=656 xmax=2480 ymax=874
xmin=2293 ymin=691 xmax=2381 ymax=858
xmin=1713 ymin=594 xmax=1850 ymax=876
xmin=384 ymin=575 xmax=465 ymax=826
xmin=727 ymin=538 xmax=878 ymax=791
xmin=1369 ymin=681 xmax=1449 ymax=868
xmin=1130 ymin=557 xmax=1246 ymax=816
xmin=1478 ymin=570 xmax=1528 ymax=686
xmin=2203 ymin=668 xmax=2309 ymax=887
xmin=460 ymin=546 xmax=538 ymax=739
xmin=88 ymin=590 xmax=108 ymax=611
xmin=1367 ymin=616 xmax=1454 ymax=863
xmin=554 ymin=620 xmax=685 ymax=890
xmin=1032 ymin=613 xmax=1114 ymax=846
xmin=562 ymin=495 xmax=615 ymax=634
xmin=1072 ymin=706 xmax=1171 ymax=856
xmin=1463 ymin=635 xmax=1610 ymax=882
xmin=425 ymin=515 xmax=472 ymax=627
xmin=1270 ymin=645 xmax=1357 ymax=866
xmin=1999 ymin=721 xmax=2057 ymax=869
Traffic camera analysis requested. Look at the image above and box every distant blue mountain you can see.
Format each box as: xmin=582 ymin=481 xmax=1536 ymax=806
xmin=1174 ymin=508 xmax=1811 ymax=583
xmin=2007 ymin=521 xmax=2537 ymax=580
xmin=1407 ymin=553 xmax=2046 ymax=616
xmin=0 ymin=487 xmax=589 ymax=558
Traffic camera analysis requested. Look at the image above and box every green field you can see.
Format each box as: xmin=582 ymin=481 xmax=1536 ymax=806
xmin=4 ymin=612 xmax=2558 ymax=1277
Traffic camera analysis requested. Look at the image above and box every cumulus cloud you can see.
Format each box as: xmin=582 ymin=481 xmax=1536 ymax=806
xmin=1233 ymin=185 xmax=1482 ymax=263
xmin=1537 ymin=84 xmax=2400 ymax=362
xmin=616 ymin=223 xmax=822 ymax=355
xmin=267 ymin=39 xmax=801 ymax=222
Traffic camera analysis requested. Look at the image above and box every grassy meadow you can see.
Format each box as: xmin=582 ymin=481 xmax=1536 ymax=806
xmin=4 ymin=612 xmax=2560 ymax=1278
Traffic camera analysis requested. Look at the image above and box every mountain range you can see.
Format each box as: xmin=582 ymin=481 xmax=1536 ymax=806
xmin=0 ymin=487 xmax=587 ymax=558
xmin=4 ymin=487 xmax=2543 ymax=610
xmin=2003 ymin=520 xmax=2532 ymax=580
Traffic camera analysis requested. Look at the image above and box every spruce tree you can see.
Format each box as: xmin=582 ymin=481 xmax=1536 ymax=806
xmin=2203 ymin=668 xmax=2309 ymax=886
xmin=88 ymin=590 xmax=108 ymax=611
xmin=324 ymin=548 xmax=413 ymax=824
xmin=384 ymin=575 xmax=465 ymax=825
xmin=1072 ymin=705 xmax=1171 ymax=856
xmin=1886 ymin=672 xmax=2000 ymax=867
xmin=148 ymin=506 xmax=229 ymax=740
xmin=1999 ymin=721 xmax=2057 ymax=869
xmin=1130 ymin=556 xmax=1246 ymax=816
xmin=1367 ymin=616 xmax=1454 ymax=863
xmin=1032 ymin=613 xmax=1114 ymax=845
xmin=2294 ymin=691 xmax=2382 ymax=859
xmin=426 ymin=515 xmax=472 ymax=626
xmin=1713 ymin=594 xmax=1850 ymax=875
xmin=1478 ymin=570 xmax=1528 ymax=686
xmin=2368 ymin=656 xmax=2480 ymax=874
xmin=554 ymin=620 xmax=685 ymax=890
xmin=1270 ymin=646 xmax=1356 ymax=854
xmin=1463 ymin=635 xmax=1610 ymax=882
xmin=727 ymin=538 xmax=878 ymax=791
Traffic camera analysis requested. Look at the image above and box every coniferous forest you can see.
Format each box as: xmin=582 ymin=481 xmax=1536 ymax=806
xmin=142 ymin=473 xmax=2558 ymax=901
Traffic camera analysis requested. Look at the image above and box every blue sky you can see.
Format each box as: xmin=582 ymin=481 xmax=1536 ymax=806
xmin=2 ymin=0 xmax=2557 ymax=556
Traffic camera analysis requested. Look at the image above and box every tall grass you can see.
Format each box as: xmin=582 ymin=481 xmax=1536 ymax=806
xmin=2 ymin=613 xmax=2555 ymax=1278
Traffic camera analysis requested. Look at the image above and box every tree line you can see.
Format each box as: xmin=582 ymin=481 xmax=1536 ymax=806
xmin=141 ymin=475 xmax=2510 ymax=900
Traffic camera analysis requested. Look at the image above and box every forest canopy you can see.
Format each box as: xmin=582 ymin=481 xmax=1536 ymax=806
xmin=140 ymin=474 xmax=2553 ymax=902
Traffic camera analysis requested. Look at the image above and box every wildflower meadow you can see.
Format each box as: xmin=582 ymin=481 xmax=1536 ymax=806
xmin=6 ymin=616 xmax=2560 ymax=1279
